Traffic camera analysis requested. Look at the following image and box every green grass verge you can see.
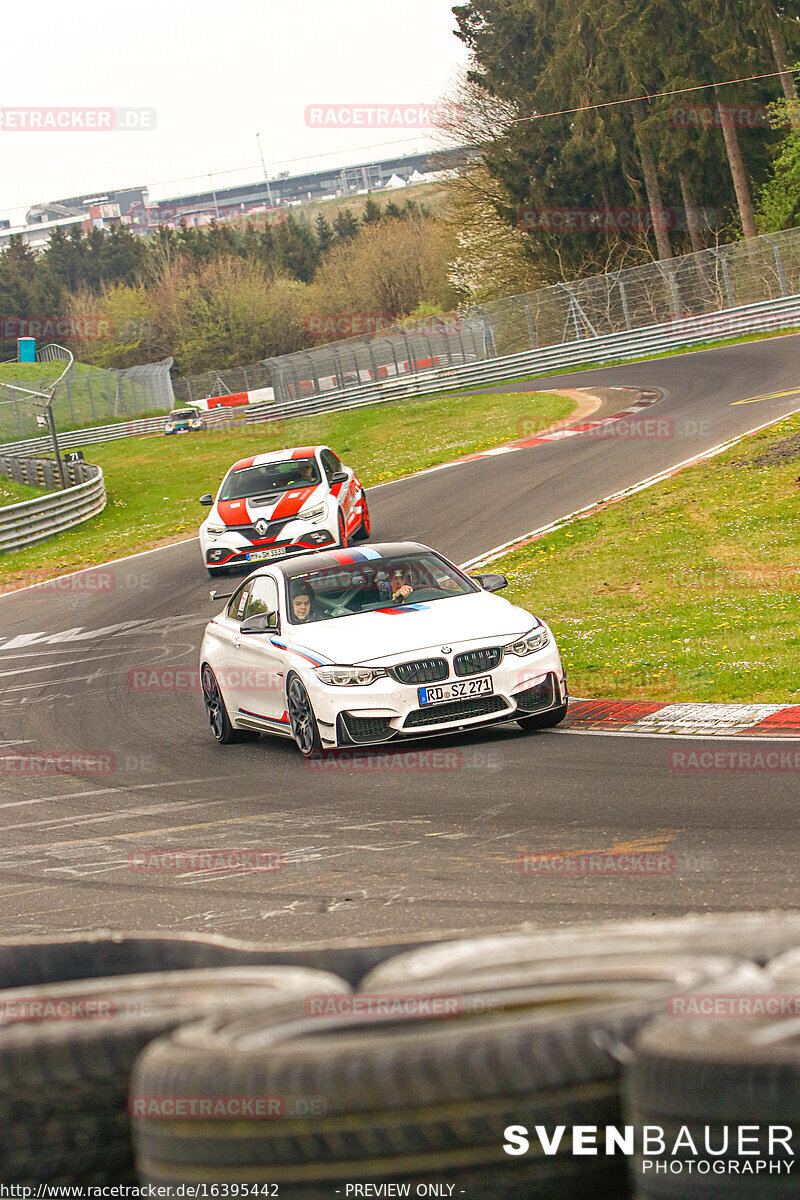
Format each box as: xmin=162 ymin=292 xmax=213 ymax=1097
xmin=0 ymin=475 xmax=50 ymax=506
xmin=0 ymin=388 xmax=573 ymax=588
xmin=494 ymin=412 xmax=800 ymax=704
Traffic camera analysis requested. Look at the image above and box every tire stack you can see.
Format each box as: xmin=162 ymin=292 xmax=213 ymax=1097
xmin=131 ymin=952 xmax=763 ymax=1198
xmin=4 ymin=915 xmax=800 ymax=1195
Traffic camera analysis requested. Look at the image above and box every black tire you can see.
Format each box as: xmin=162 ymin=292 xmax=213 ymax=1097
xmin=0 ymin=931 xmax=308 ymax=991
xmin=202 ymin=664 xmax=258 ymax=744
xmin=0 ymin=966 xmax=349 ymax=1185
xmin=625 ymin=1009 xmax=800 ymax=1198
xmin=131 ymin=953 xmax=748 ymax=1195
xmin=360 ymin=912 xmax=800 ymax=993
xmin=336 ymin=509 xmax=348 ymax=548
xmin=0 ymin=930 xmax=465 ymax=994
xmin=286 ymin=674 xmax=322 ymax=758
xmin=517 ymin=702 xmax=569 ymax=731
xmin=351 ymin=491 xmax=371 ymax=541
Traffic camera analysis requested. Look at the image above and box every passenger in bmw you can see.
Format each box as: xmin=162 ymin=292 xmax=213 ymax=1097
xmin=290 ymin=582 xmax=315 ymax=623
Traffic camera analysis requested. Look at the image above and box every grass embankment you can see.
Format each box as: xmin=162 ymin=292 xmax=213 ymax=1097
xmin=497 ymin=413 xmax=800 ymax=704
xmin=0 ymin=388 xmax=573 ymax=589
xmin=0 ymin=476 xmax=51 ymax=506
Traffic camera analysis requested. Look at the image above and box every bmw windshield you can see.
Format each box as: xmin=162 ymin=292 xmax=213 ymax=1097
xmin=284 ymin=552 xmax=477 ymax=624
xmin=219 ymin=459 xmax=322 ymax=501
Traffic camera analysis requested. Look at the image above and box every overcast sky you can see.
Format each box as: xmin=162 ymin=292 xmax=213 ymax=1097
xmin=0 ymin=0 xmax=469 ymax=224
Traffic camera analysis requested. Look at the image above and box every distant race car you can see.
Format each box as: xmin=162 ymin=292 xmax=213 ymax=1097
xmin=198 ymin=445 xmax=370 ymax=577
xmin=200 ymin=541 xmax=568 ymax=757
xmin=164 ymin=408 xmax=205 ymax=435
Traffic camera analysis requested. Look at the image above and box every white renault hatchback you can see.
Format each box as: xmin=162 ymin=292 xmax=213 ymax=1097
xmin=200 ymin=542 xmax=568 ymax=757
xmin=198 ymin=445 xmax=370 ymax=577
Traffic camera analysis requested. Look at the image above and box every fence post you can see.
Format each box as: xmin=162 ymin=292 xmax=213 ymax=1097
xmin=515 ymin=299 xmax=537 ymax=349
xmin=759 ymin=235 xmax=788 ymax=297
xmin=710 ymin=248 xmax=735 ymax=307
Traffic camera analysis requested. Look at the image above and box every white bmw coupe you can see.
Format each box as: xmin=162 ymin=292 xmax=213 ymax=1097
xmin=200 ymin=542 xmax=568 ymax=757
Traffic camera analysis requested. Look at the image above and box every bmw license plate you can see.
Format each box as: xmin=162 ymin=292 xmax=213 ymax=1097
xmin=246 ymin=547 xmax=287 ymax=562
xmin=418 ymin=676 xmax=493 ymax=706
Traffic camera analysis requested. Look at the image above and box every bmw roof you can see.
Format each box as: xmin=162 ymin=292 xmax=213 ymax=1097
xmin=273 ymin=542 xmax=431 ymax=579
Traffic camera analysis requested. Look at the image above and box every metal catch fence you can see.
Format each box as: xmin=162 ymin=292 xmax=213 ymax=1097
xmin=170 ymin=227 xmax=800 ymax=408
xmin=0 ymin=358 xmax=175 ymax=445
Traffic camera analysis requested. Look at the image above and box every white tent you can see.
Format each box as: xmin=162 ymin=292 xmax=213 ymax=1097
xmin=407 ymin=169 xmax=429 ymax=185
xmin=383 ymin=173 xmax=407 ymax=190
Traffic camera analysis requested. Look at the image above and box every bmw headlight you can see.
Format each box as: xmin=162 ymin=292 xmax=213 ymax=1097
xmin=507 ymin=627 xmax=550 ymax=656
xmin=315 ymin=666 xmax=388 ymax=686
xmin=299 ymin=502 xmax=328 ymax=523
xmin=205 ymin=523 xmax=226 ymax=535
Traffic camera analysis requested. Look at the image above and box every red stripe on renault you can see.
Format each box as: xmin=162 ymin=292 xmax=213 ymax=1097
xmin=291 ymin=447 xmax=318 ymax=459
xmin=232 ymin=456 xmax=257 ymax=470
xmin=217 ymin=499 xmax=250 ymax=526
xmin=270 ymin=485 xmax=317 ymax=520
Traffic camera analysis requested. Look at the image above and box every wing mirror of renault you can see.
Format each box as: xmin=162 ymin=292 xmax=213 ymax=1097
xmin=329 ymin=471 xmax=348 ymax=485
xmin=199 ymin=494 xmax=214 ymax=506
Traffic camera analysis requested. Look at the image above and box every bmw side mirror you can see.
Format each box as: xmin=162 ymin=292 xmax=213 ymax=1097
xmin=473 ymin=573 xmax=508 ymax=593
xmin=330 ymin=471 xmax=348 ymax=485
xmin=199 ymin=494 xmax=214 ymax=506
xmin=241 ymin=612 xmax=279 ymax=635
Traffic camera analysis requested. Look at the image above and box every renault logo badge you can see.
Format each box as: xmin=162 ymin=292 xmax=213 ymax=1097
xmin=255 ymin=519 xmax=269 ymax=536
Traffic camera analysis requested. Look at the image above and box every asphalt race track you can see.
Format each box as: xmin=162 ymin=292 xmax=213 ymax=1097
xmin=2 ymin=336 xmax=800 ymax=944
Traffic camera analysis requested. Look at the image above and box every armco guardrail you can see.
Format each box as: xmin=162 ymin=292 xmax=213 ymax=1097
xmin=0 ymin=457 xmax=106 ymax=554
xmin=2 ymin=293 xmax=800 ymax=457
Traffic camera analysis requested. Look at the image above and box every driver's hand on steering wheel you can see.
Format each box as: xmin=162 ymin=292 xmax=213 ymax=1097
xmin=392 ymin=583 xmax=413 ymax=602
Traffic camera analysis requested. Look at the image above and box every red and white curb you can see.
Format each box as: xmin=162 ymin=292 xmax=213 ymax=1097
xmin=370 ymin=386 xmax=660 ymax=489
xmin=459 ymin=387 xmax=662 ymax=460
xmin=561 ymin=699 xmax=800 ymax=740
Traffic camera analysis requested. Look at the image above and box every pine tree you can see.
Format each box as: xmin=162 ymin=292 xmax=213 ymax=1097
xmin=332 ymin=208 xmax=360 ymax=240
xmin=362 ymin=197 xmax=382 ymax=224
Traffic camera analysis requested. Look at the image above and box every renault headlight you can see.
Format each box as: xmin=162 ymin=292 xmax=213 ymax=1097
xmin=299 ymin=502 xmax=328 ymax=523
xmin=506 ymin=627 xmax=550 ymax=656
xmin=315 ymin=666 xmax=388 ymax=686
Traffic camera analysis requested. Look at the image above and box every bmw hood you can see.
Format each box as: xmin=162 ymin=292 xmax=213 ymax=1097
xmin=214 ymin=484 xmax=324 ymax=526
xmin=285 ymin=591 xmax=540 ymax=666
